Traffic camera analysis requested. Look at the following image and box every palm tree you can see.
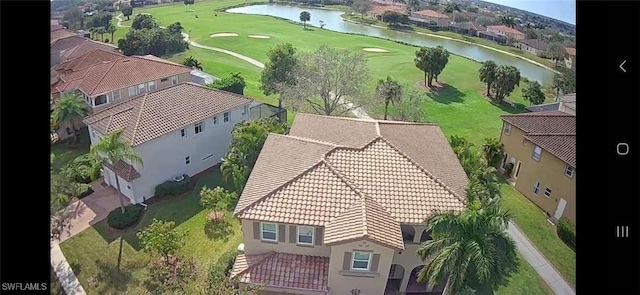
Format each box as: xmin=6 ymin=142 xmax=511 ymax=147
xmin=552 ymin=73 xmax=564 ymax=101
xmin=481 ymin=138 xmax=504 ymax=168
xmin=478 ymin=61 xmax=498 ymax=97
xmin=104 ymin=23 xmax=117 ymax=43
xmin=52 ymin=92 xmax=89 ymax=143
xmin=499 ymin=16 xmax=516 ymax=28
xmin=375 ymin=76 xmax=403 ymax=120
xmin=444 ymin=2 xmax=461 ymax=23
xmin=182 ymin=56 xmax=203 ymax=70
xmin=90 ymin=129 xmax=143 ymax=213
xmin=417 ymin=202 xmax=518 ymax=294
xmin=299 ymin=11 xmax=311 ymax=29
xmin=96 ymin=27 xmax=106 ymax=42
xmin=89 ymin=27 xmax=97 ymax=39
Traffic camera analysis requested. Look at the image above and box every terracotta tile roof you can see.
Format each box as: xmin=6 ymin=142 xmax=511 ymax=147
xmin=414 ymin=10 xmax=450 ymax=19
xmin=369 ymin=4 xmax=408 ymax=15
xmin=103 ymin=159 xmax=141 ymax=182
xmin=84 ymin=82 xmax=252 ymax=146
xmin=60 ymin=40 xmax=119 ymax=61
xmin=51 ymin=24 xmax=66 ymax=32
xmin=55 ymin=49 xmax=126 ymax=73
xmin=54 ymin=55 xmax=190 ymax=96
xmin=452 ymin=22 xmax=486 ymax=31
xmin=565 ymin=47 xmax=576 ymax=56
xmin=519 ymin=39 xmax=549 ymax=51
xmin=487 ymin=25 xmax=525 ymax=36
xmin=231 ymin=252 xmax=329 ymax=292
xmin=501 ymin=111 xmax=576 ymax=167
xmin=51 ymin=35 xmax=87 ymax=51
xmin=236 ymin=115 xmax=467 ymax=249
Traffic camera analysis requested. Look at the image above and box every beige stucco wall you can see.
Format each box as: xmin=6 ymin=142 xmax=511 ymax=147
xmin=93 ymin=72 xmax=191 ymax=108
xmin=500 ymin=123 xmax=576 ymax=224
xmin=240 ymin=219 xmax=331 ymax=257
xmin=487 ymin=27 xmax=525 ymax=40
xmin=327 ymin=240 xmax=395 ymax=295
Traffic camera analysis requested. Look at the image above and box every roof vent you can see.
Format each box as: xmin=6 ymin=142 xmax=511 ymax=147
xmin=122 ymin=59 xmax=131 ymax=63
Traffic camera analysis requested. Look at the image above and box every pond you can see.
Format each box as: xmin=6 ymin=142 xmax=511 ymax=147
xmin=227 ymin=4 xmax=555 ymax=84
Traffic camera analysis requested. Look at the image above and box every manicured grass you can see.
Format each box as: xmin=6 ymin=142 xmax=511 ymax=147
xmin=51 ymin=128 xmax=90 ymax=172
xmin=494 ymin=253 xmax=553 ymax=295
xmin=500 ymin=181 xmax=576 ymax=288
xmin=59 ymin=169 xmax=242 ymax=294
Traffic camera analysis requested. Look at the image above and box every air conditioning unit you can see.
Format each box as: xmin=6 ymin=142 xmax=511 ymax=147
xmin=173 ymin=175 xmax=185 ymax=182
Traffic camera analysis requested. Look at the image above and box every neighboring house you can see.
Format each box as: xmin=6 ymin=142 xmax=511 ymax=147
xmin=51 ymin=36 xmax=118 ymax=67
xmin=231 ymin=114 xmax=469 ymax=295
xmin=52 ymin=55 xmax=191 ymax=110
xmin=54 ymin=49 xmax=126 ymax=75
xmin=486 ymin=25 xmax=526 ymax=40
xmin=525 ymin=93 xmax=576 ymax=115
xmin=499 ymin=111 xmax=576 ymax=224
xmin=449 ymin=22 xmax=486 ymax=37
xmin=190 ymin=69 xmax=219 ymax=85
xmin=478 ymin=30 xmax=507 ymax=44
xmin=411 ymin=10 xmax=451 ymax=27
xmin=525 ymin=102 xmax=560 ymax=113
xmin=516 ymin=38 xmax=549 ymax=56
xmin=564 ymin=47 xmax=576 ymax=69
xmin=83 ymin=82 xmax=253 ymax=204
xmin=366 ymin=4 xmax=408 ymax=20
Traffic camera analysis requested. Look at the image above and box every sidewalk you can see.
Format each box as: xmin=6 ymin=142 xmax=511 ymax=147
xmin=51 ymin=244 xmax=87 ymax=295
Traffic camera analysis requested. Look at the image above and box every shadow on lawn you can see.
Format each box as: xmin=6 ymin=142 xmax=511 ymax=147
xmin=205 ymin=219 xmax=233 ymax=241
xmin=423 ymin=82 xmax=466 ymax=104
xmin=493 ymin=101 xmax=527 ymax=114
xmin=92 ymin=259 xmax=137 ymax=293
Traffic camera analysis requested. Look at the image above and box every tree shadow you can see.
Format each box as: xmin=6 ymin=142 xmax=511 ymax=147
xmin=303 ymin=27 xmax=315 ymax=31
xmin=418 ymin=81 xmax=466 ymax=104
xmin=492 ymin=100 xmax=526 ymax=114
xmin=205 ymin=219 xmax=232 ymax=241
xmin=92 ymin=259 xmax=136 ymax=294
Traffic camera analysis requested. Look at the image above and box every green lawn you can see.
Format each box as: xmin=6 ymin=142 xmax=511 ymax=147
xmin=51 ymin=128 xmax=90 ymax=172
xmin=494 ymin=253 xmax=553 ymax=295
xmin=59 ymin=169 xmax=242 ymax=294
xmin=500 ymin=181 xmax=576 ymax=288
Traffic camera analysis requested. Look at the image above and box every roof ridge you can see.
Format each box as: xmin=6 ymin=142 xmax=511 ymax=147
xmin=230 ymin=251 xmax=277 ymax=278
xmin=378 ymin=137 xmax=467 ymax=204
xmin=278 ymin=134 xmax=338 ymax=147
xmin=296 ymin=113 xmax=376 ymax=123
xmin=130 ymin=93 xmax=150 ymax=146
xmin=89 ymin=60 xmax=119 ymax=95
xmin=324 ymin=136 xmax=386 ymax=156
xmin=527 ymin=133 xmax=576 ymax=136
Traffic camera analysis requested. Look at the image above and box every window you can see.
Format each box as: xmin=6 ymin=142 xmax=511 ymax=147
xmin=112 ymin=90 xmax=121 ymax=101
xmin=351 ymin=252 xmax=371 ymax=271
xmin=544 ymin=188 xmax=552 ymax=198
xmin=194 ymin=122 xmax=204 ymax=134
xmin=242 ymin=104 xmax=249 ymax=115
xmin=297 ymin=226 xmax=314 ymax=245
xmin=532 ymin=146 xmax=542 ymax=161
xmin=213 ymin=116 xmax=218 ymax=125
xmin=223 ymin=112 xmax=230 ymax=124
xmin=128 ymin=86 xmax=137 ymax=96
xmin=261 ymin=223 xmax=277 ymax=241
xmin=161 ymin=78 xmax=169 ymax=82
xmin=171 ymin=75 xmax=179 ymax=85
xmin=565 ymin=166 xmax=574 ymax=178
xmin=148 ymin=81 xmax=157 ymax=91
xmin=180 ymin=128 xmax=186 ymax=138
xmin=138 ymin=83 xmax=147 ymax=94
xmin=532 ymin=181 xmax=540 ymax=195
xmin=185 ymin=156 xmax=190 ymax=165
xmin=504 ymin=123 xmax=511 ymax=135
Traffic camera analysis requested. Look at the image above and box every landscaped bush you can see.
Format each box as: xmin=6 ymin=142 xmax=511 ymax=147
xmin=154 ymin=174 xmax=191 ymax=197
xmin=557 ymin=217 xmax=575 ymax=249
xmin=107 ymin=204 xmax=144 ymax=229
xmin=76 ymin=187 xmax=94 ymax=199
xmin=207 ymin=249 xmax=240 ymax=283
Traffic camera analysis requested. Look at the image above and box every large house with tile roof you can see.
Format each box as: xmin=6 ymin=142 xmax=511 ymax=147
xmin=83 ymin=82 xmax=253 ymax=204
xmin=487 ymin=25 xmax=526 ymax=41
xmin=499 ymin=111 xmax=576 ymax=224
xmin=231 ymin=114 xmax=469 ymax=295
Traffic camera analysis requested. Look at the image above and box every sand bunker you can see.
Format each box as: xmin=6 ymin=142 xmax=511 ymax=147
xmin=362 ymin=48 xmax=388 ymax=52
xmin=248 ymin=35 xmax=271 ymax=39
xmin=210 ymin=33 xmax=239 ymax=37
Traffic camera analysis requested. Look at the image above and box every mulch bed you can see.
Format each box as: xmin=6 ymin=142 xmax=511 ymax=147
xmin=145 ymin=164 xmax=222 ymax=206
xmin=415 ymin=80 xmax=448 ymax=91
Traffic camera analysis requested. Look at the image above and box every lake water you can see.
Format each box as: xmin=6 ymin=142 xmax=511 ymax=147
xmin=227 ymin=4 xmax=555 ymax=84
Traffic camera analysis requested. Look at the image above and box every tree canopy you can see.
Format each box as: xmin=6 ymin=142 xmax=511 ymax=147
xmin=137 ymin=219 xmax=186 ymax=261
xmin=299 ymin=11 xmax=311 ymax=28
xmin=260 ymin=43 xmax=298 ymax=97
xmin=118 ymin=17 xmax=188 ymax=56
xmin=376 ymin=76 xmax=403 ymax=120
xmin=208 ymin=73 xmax=247 ymax=95
xmin=351 ymin=0 xmax=372 ymax=17
xmin=522 ymin=81 xmax=546 ymax=105
xmin=415 ymin=46 xmax=450 ymax=87
xmin=478 ymin=60 xmax=498 ymax=97
xmin=492 ymin=65 xmax=521 ymax=101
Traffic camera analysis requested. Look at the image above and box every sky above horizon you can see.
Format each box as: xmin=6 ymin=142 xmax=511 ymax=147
xmin=483 ymin=0 xmax=576 ymax=25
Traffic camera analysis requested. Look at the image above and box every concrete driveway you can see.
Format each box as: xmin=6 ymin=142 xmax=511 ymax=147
xmin=53 ymin=178 xmax=129 ymax=244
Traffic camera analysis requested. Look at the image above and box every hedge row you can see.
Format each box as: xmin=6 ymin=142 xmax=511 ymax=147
xmin=107 ymin=204 xmax=144 ymax=229
xmin=154 ymin=174 xmax=191 ymax=198
xmin=556 ymin=217 xmax=575 ymax=249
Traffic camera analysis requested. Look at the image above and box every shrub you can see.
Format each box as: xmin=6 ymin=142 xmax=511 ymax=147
xmin=146 ymin=255 xmax=198 ymax=293
xmin=154 ymin=174 xmax=191 ymax=197
xmin=556 ymin=217 xmax=575 ymax=249
xmin=107 ymin=204 xmax=143 ymax=229
xmin=76 ymin=187 xmax=94 ymax=199
xmin=207 ymin=250 xmax=240 ymax=284
xmin=104 ymin=38 xmax=110 ymax=43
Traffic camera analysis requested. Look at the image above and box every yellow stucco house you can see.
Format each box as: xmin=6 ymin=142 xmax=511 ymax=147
xmin=231 ymin=114 xmax=471 ymax=295
xmin=499 ymin=111 xmax=576 ymax=225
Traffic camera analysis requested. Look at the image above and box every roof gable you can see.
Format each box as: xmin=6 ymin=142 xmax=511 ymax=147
xmin=56 ymin=49 xmax=126 ymax=73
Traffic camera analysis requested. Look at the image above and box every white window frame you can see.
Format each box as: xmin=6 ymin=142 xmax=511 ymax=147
xmin=148 ymin=81 xmax=157 ymax=91
xmin=185 ymin=156 xmax=190 ymax=165
xmin=180 ymin=128 xmax=186 ymax=138
xmin=544 ymin=188 xmax=552 ymax=198
xmin=194 ymin=122 xmax=204 ymax=134
xmin=532 ymin=181 xmax=540 ymax=195
xmin=171 ymin=75 xmax=179 ymax=85
xmin=128 ymin=86 xmax=137 ymax=96
xmin=297 ymin=226 xmax=314 ymax=245
xmin=112 ymin=90 xmax=121 ymax=101
xmin=532 ymin=146 xmax=542 ymax=161
xmin=138 ymin=83 xmax=147 ymax=94
xmin=565 ymin=166 xmax=574 ymax=178
xmin=351 ymin=251 xmax=372 ymax=271
xmin=261 ymin=222 xmax=278 ymax=242
xmin=504 ymin=123 xmax=511 ymax=135
xmin=223 ymin=112 xmax=230 ymax=124
xmin=213 ymin=116 xmax=218 ymax=125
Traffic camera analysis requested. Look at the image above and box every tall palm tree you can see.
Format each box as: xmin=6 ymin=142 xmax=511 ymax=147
xmin=52 ymin=92 xmax=89 ymax=143
xmin=499 ymin=16 xmax=516 ymax=28
xmin=90 ymin=129 xmax=143 ymax=213
xmin=104 ymin=23 xmax=117 ymax=43
xmin=96 ymin=27 xmax=106 ymax=42
xmin=89 ymin=27 xmax=97 ymax=39
xmin=376 ymin=76 xmax=403 ymax=120
xmin=417 ymin=202 xmax=518 ymax=294
xmin=182 ymin=56 xmax=203 ymax=70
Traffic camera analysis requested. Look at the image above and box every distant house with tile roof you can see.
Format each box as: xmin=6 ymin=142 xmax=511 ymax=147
xmin=231 ymin=114 xmax=468 ymax=295
xmin=525 ymin=93 xmax=576 ymax=115
xmin=564 ymin=47 xmax=576 ymax=69
xmin=83 ymin=82 xmax=253 ymax=204
xmin=515 ymin=38 xmax=549 ymax=56
xmin=487 ymin=25 xmax=526 ymax=40
xmin=50 ymin=35 xmax=119 ymax=67
xmin=411 ymin=9 xmax=451 ymax=27
xmin=499 ymin=111 xmax=576 ymax=224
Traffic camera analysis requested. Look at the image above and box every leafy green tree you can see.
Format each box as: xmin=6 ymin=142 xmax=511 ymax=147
xmin=545 ymin=43 xmax=566 ymax=66
xmin=381 ymin=11 xmax=406 ymax=25
xmin=376 ymin=76 xmax=403 ymax=120
xmin=51 ymin=174 xmax=90 ymax=241
xmin=492 ymin=65 xmax=521 ymax=101
xmin=299 ymin=11 xmax=311 ymax=28
xmin=184 ymin=0 xmax=195 ymax=11
xmin=87 ymin=11 xmax=113 ymax=28
xmin=444 ymin=2 xmax=462 ymax=23
xmin=60 ymin=154 xmax=102 ymax=183
xmin=221 ymin=119 xmax=289 ymax=194
xmin=167 ymin=22 xmax=184 ymax=35
xmin=138 ymin=219 xmax=186 ymax=262
xmin=393 ymin=85 xmax=427 ymax=122
xmin=146 ymin=255 xmax=197 ymax=293
xmin=415 ymin=46 xmax=450 ymax=87
xmin=522 ymin=81 xmax=545 ymax=105
xmin=482 ymin=138 xmax=504 ymax=168
xmin=449 ymin=136 xmax=501 ymax=206
xmin=208 ymin=73 xmax=247 ymax=95
xmin=551 ymin=67 xmax=576 ymax=99
xmin=499 ymin=15 xmax=516 ymax=28
xmin=182 ymin=56 xmax=203 ymax=70
xmin=132 ymin=14 xmax=157 ymax=30
xmin=478 ymin=60 xmax=498 ymax=97
xmin=52 ymin=92 xmax=89 ymax=143
xmin=260 ymin=43 xmax=298 ymax=121
xmin=118 ymin=27 xmax=188 ymax=56
xmin=96 ymin=27 xmax=106 ymax=42
xmin=200 ymin=186 xmax=236 ymax=212
xmin=351 ymin=0 xmax=372 ymax=17
xmin=121 ymin=5 xmax=133 ymax=20
xmin=417 ymin=201 xmax=518 ymax=294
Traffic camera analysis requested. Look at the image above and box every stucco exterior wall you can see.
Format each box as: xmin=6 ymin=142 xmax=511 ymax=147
xmin=327 ymin=240 xmax=395 ymax=295
xmin=241 ymin=219 xmax=331 ymax=257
